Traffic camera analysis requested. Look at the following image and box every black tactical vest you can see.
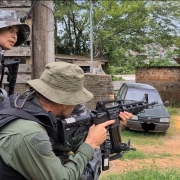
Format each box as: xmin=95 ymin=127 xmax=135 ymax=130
xmin=0 ymin=93 xmax=57 ymax=180
xmin=0 ymin=93 xmax=100 ymax=180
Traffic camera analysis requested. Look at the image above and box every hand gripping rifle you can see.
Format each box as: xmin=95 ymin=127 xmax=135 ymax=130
xmin=57 ymin=94 xmax=157 ymax=171
xmin=0 ymin=47 xmax=20 ymax=97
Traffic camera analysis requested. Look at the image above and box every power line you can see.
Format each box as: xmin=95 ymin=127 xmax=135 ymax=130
xmin=21 ymin=0 xmax=54 ymax=23
xmin=21 ymin=0 xmax=38 ymax=23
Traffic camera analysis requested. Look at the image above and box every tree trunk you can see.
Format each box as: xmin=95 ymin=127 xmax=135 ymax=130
xmin=32 ymin=0 xmax=54 ymax=79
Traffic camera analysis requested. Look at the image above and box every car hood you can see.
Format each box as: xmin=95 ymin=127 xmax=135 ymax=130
xmin=137 ymin=104 xmax=170 ymax=118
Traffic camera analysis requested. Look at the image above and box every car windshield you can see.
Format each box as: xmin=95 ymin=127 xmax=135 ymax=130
xmin=125 ymin=88 xmax=163 ymax=104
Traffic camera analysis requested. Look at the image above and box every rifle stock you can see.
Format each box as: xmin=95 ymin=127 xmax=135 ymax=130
xmin=57 ymin=96 xmax=157 ymax=170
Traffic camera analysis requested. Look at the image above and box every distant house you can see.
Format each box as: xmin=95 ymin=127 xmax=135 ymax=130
xmin=55 ymin=54 xmax=108 ymax=74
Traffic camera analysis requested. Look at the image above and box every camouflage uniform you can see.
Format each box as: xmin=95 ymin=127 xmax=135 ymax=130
xmin=54 ymin=103 xmax=102 ymax=180
xmin=72 ymin=104 xmax=102 ymax=180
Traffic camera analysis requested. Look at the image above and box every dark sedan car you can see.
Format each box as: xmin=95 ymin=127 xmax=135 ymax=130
xmin=116 ymin=82 xmax=170 ymax=134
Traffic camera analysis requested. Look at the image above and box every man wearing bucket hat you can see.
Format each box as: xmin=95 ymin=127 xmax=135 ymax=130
xmin=0 ymin=61 xmax=132 ymax=180
xmin=0 ymin=9 xmax=30 ymax=50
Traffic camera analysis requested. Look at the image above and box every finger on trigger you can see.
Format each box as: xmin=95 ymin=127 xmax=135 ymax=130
xmin=102 ymin=120 xmax=115 ymax=127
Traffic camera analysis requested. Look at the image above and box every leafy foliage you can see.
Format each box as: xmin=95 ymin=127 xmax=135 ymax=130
xmin=54 ymin=0 xmax=180 ymax=73
xmin=54 ymin=0 xmax=90 ymax=55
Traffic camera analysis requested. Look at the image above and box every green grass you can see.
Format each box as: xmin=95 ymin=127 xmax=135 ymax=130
xmin=120 ymin=130 xmax=164 ymax=146
xmin=157 ymin=153 xmax=172 ymax=158
xmin=120 ymin=150 xmax=172 ymax=161
xmin=121 ymin=150 xmax=148 ymax=160
xmin=170 ymin=116 xmax=175 ymax=125
xmin=167 ymin=107 xmax=180 ymax=116
xmin=99 ymin=168 xmax=180 ymax=180
xmin=176 ymin=154 xmax=180 ymax=158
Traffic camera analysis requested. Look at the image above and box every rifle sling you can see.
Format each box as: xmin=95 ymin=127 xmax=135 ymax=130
xmin=0 ymin=108 xmax=61 ymax=142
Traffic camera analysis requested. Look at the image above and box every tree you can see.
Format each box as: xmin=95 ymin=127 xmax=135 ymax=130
xmin=54 ymin=0 xmax=180 ymax=72
xmin=54 ymin=0 xmax=90 ymax=55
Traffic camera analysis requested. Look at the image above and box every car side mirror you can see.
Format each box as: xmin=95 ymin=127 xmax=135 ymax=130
xmin=164 ymin=101 xmax=169 ymax=107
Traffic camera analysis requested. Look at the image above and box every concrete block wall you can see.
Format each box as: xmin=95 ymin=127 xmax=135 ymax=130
xmin=136 ymin=67 xmax=180 ymax=105
xmin=84 ymin=74 xmax=114 ymax=110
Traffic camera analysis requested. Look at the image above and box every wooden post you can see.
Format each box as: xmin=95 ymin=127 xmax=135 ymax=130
xmin=32 ymin=0 xmax=54 ymax=79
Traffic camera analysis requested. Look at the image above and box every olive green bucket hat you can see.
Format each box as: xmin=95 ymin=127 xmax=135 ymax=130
xmin=0 ymin=9 xmax=30 ymax=46
xmin=27 ymin=62 xmax=94 ymax=105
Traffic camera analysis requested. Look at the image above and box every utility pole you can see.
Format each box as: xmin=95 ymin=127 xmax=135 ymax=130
xmin=32 ymin=0 xmax=54 ymax=79
xmin=90 ymin=0 xmax=94 ymax=73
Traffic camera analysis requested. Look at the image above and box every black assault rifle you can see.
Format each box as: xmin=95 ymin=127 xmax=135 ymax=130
xmin=57 ymin=95 xmax=157 ymax=171
xmin=0 ymin=47 xmax=20 ymax=96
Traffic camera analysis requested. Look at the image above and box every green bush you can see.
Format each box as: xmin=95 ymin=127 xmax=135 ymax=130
xmin=170 ymin=100 xmax=180 ymax=108
xmin=111 ymin=75 xmax=123 ymax=81
xmin=167 ymin=107 xmax=179 ymax=115
xmin=106 ymin=65 xmax=135 ymax=75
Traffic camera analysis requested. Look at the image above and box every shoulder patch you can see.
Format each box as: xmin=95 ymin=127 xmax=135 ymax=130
xmin=30 ymin=132 xmax=52 ymax=156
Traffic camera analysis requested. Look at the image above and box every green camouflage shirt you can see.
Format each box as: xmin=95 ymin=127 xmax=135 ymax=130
xmin=0 ymin=118 xmax=94 ymax=180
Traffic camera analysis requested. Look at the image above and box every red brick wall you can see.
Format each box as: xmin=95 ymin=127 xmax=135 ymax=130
xmin=136 ymin=67 xmax=180 ymax=106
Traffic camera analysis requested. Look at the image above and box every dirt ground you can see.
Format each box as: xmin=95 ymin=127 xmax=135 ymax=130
xmin=100 ymin=115 xmax=180 ymax=177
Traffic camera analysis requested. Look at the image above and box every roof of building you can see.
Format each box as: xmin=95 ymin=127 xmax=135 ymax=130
xmin=55 ymin=54 xmax=108 ymax=62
